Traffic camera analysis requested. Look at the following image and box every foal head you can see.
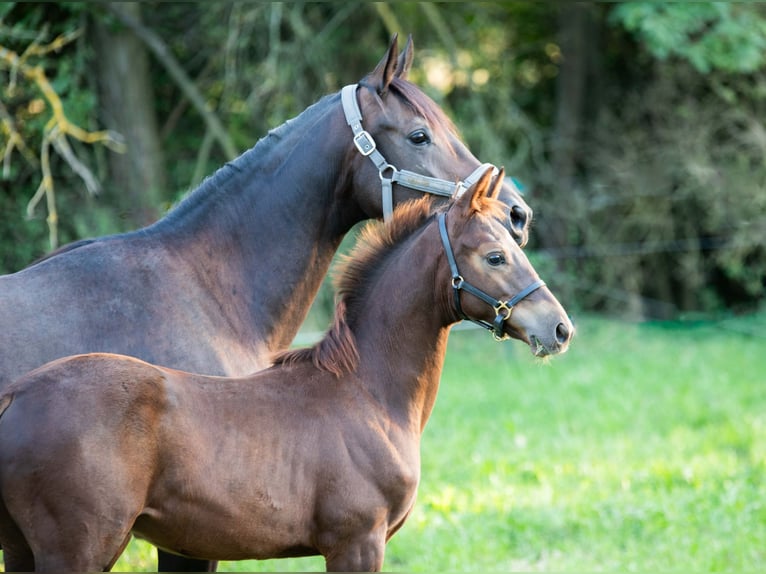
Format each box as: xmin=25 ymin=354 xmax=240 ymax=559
xmin=343 ymin=34 xmax=532 ymax=246
xmin=440 ymin=168 xmax=573 ymax=356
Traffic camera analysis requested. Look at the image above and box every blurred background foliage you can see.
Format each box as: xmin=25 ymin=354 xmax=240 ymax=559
xmin=1 ymin=1 xmax=764 ymax=322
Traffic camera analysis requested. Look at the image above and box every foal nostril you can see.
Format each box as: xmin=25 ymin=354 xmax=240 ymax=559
xmin=509 ymin=205 xmax=528 ymax=232
xmin=555 ymin=322 xmax=571 ymax=345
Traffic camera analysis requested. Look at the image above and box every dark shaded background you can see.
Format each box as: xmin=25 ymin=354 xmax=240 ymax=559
xmin=1 ymin=2 xmax=764 ymax=322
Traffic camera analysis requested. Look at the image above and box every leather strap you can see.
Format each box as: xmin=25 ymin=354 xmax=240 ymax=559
xmin=438 ymin=212 xmax=545 ymax=341
xmin=342 ymin=83 xmax=500 ymax=221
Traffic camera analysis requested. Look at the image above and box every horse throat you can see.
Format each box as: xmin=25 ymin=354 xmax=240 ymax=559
xmin=155 ymin=94 xmax=357 ymax=363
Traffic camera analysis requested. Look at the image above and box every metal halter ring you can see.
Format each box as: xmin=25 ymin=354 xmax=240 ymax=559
xmin=494 ymin=301 xmax=513 ymax=319
xmin=378 ymin=163 xmax=397 ymax=182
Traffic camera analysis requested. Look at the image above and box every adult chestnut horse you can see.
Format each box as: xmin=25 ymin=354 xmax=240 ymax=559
xmin=0 ymin=170 xmax=572 ymax=572
xmin=0 ymin=36 xmax=531 ymax=572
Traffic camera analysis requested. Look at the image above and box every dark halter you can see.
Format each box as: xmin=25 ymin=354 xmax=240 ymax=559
xmin=438 ymin=212 xmax=545 ymax=341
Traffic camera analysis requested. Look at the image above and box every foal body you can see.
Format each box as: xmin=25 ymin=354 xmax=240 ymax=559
xmin=0 ymin=353 xmax=421 ymax=571
xmin=0 ymin=176 xmax=570 ymax=572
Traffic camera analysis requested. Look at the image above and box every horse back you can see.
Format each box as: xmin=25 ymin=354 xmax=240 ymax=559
xmin=0 ymin=233 xmax=263 ymax=390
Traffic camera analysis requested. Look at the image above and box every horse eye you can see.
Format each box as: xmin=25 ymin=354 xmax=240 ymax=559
xmin=408 ymin=129 xmax=431 ymax=146
xmin=486 ymin=252 xmax=506 ymax=267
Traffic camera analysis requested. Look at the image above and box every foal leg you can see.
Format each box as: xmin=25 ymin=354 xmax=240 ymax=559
xmin=2 ymin=545 xmax=35 ymax=573
xmin=29 ymin=521 xmax=135 ymax=572
xmin=157 ymin=549 xmax=218 ymax=572
xmin=0 ymin=526 xmax=35 ymax=572
xmin=323 ymin=529 xmax=387 ymax=572
xmin=0 ymin=500 xmax=34 ymax=571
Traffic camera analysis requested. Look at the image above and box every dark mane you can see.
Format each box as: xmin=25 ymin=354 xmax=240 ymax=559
xmin=273 ymin=196 xmax=437 ymax=377
xmin=28 ymin=238 xmax=97 ymax=267
xmin=155 ymin=93 xmax=339 ymax=229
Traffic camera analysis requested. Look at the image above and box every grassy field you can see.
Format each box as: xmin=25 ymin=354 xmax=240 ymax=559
xmin=18 ymin=311 xmax=766 ymax=571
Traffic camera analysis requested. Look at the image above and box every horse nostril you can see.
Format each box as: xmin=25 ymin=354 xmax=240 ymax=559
xmin=555 ymin=322 xmax=571 ymax=345
xmin=510 ymin=205 xmax=528 ymax=232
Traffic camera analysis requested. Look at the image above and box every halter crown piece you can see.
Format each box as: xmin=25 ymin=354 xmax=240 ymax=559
xmin=341 ymin=83 xmax=500 ymax=222
xmin=438 ymin=211 xmax=545 ymax=341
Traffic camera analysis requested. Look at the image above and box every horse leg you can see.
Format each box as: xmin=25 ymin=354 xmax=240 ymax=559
xmin=157 ymin=549 xmax=218 ymax=572
xmin=2 ymin=544 xmax=35 ymax=573
xmin=0 ymin=496 xmax=34 ymax=571
xmin=322 ymin=529 xmax=387 ymax=572
xmin=0 ymin=519 xmax=34 ymax=572
xmin=103 ymin=533 xmax=134 ymax=571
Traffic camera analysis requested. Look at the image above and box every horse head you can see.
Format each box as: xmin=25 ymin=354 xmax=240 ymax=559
xmin=344 ymin=34 xmax=532 ymax=246
xmin=439 ymin=168 xmax=573 ymax=356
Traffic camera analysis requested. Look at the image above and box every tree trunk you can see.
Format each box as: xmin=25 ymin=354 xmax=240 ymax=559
xmin=92 ymin=2 xmax=166 ymax=228
xmin=545 ymin=2 xmax=591 ymax=251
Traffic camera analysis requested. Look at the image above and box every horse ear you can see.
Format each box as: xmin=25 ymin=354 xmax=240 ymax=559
xmin=489 ymin=167 xmax=506 ymax=200
xmin=458 ymin=166 xmax=495 ymax=215
xmin=395 ymin=35 xmax=414 ymax=80
xmin=368 ymin=34 xmax=399 ymax=96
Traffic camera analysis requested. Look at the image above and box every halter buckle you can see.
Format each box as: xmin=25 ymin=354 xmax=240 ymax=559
xmin=353 ymin=130 xmax=376 ymax=156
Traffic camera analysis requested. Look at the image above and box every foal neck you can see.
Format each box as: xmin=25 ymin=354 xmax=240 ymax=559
xmin=349 ymin=222 xmax=454 ymax=433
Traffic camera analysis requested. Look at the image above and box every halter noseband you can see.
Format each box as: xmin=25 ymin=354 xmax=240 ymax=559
xmin=341 ymin=83 xmax=499 ymax=222
xmin=438 ymin=211 xmax=545 ymax=341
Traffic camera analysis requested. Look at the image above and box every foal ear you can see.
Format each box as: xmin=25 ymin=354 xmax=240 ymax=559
xmin=489 ymin=167 xmax=506 ymax=200
xmin=368 ymin=34 xmax=399 ymax=96
xmin=395 ymin=35 xmax=414 ymax=80
xmin=458 ymin=166 xmax=495 ymax=215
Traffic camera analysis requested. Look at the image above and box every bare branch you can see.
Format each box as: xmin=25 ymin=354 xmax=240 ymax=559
xmin=0 ymin=99 xmax=38 ymax=177
xmin=2 ymin=37 xmax=124 ymax=248
xmin=51 ymin=133 xmax=101 ymax=195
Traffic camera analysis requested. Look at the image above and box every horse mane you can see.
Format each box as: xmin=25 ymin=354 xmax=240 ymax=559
xmin=272 ymin=196 xmax=438 ymax=377
xmin=156 ymin=93 xmax=339 ymax=228
xmin=28 ymin=238 xmax=97 ymax=267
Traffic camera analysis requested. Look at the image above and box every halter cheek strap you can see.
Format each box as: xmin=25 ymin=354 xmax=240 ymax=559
xmin=342 ymin=83 xmax=499 ymax=221
xmin=438 ymin=212 xmax=545 ymax=341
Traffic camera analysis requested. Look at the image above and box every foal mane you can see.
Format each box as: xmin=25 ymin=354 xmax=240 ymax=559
xmin=272 ymin=196 xmax=437 ymax=377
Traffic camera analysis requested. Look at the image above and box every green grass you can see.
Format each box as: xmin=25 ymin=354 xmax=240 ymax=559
xmin=15 ymin=313 xmax=766 ymax=571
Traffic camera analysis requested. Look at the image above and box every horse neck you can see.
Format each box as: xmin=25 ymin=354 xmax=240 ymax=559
xmin=351 ymin=224 xmax=454 ymax=434
xmin=153 ymin=94 xmax=358 ymax=354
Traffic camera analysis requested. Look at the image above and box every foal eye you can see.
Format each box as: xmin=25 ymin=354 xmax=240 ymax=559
xmin=408 ymin=129 xmax=431 ymax=146
xmin=486 ymin=252 xmax=506 ymax=267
